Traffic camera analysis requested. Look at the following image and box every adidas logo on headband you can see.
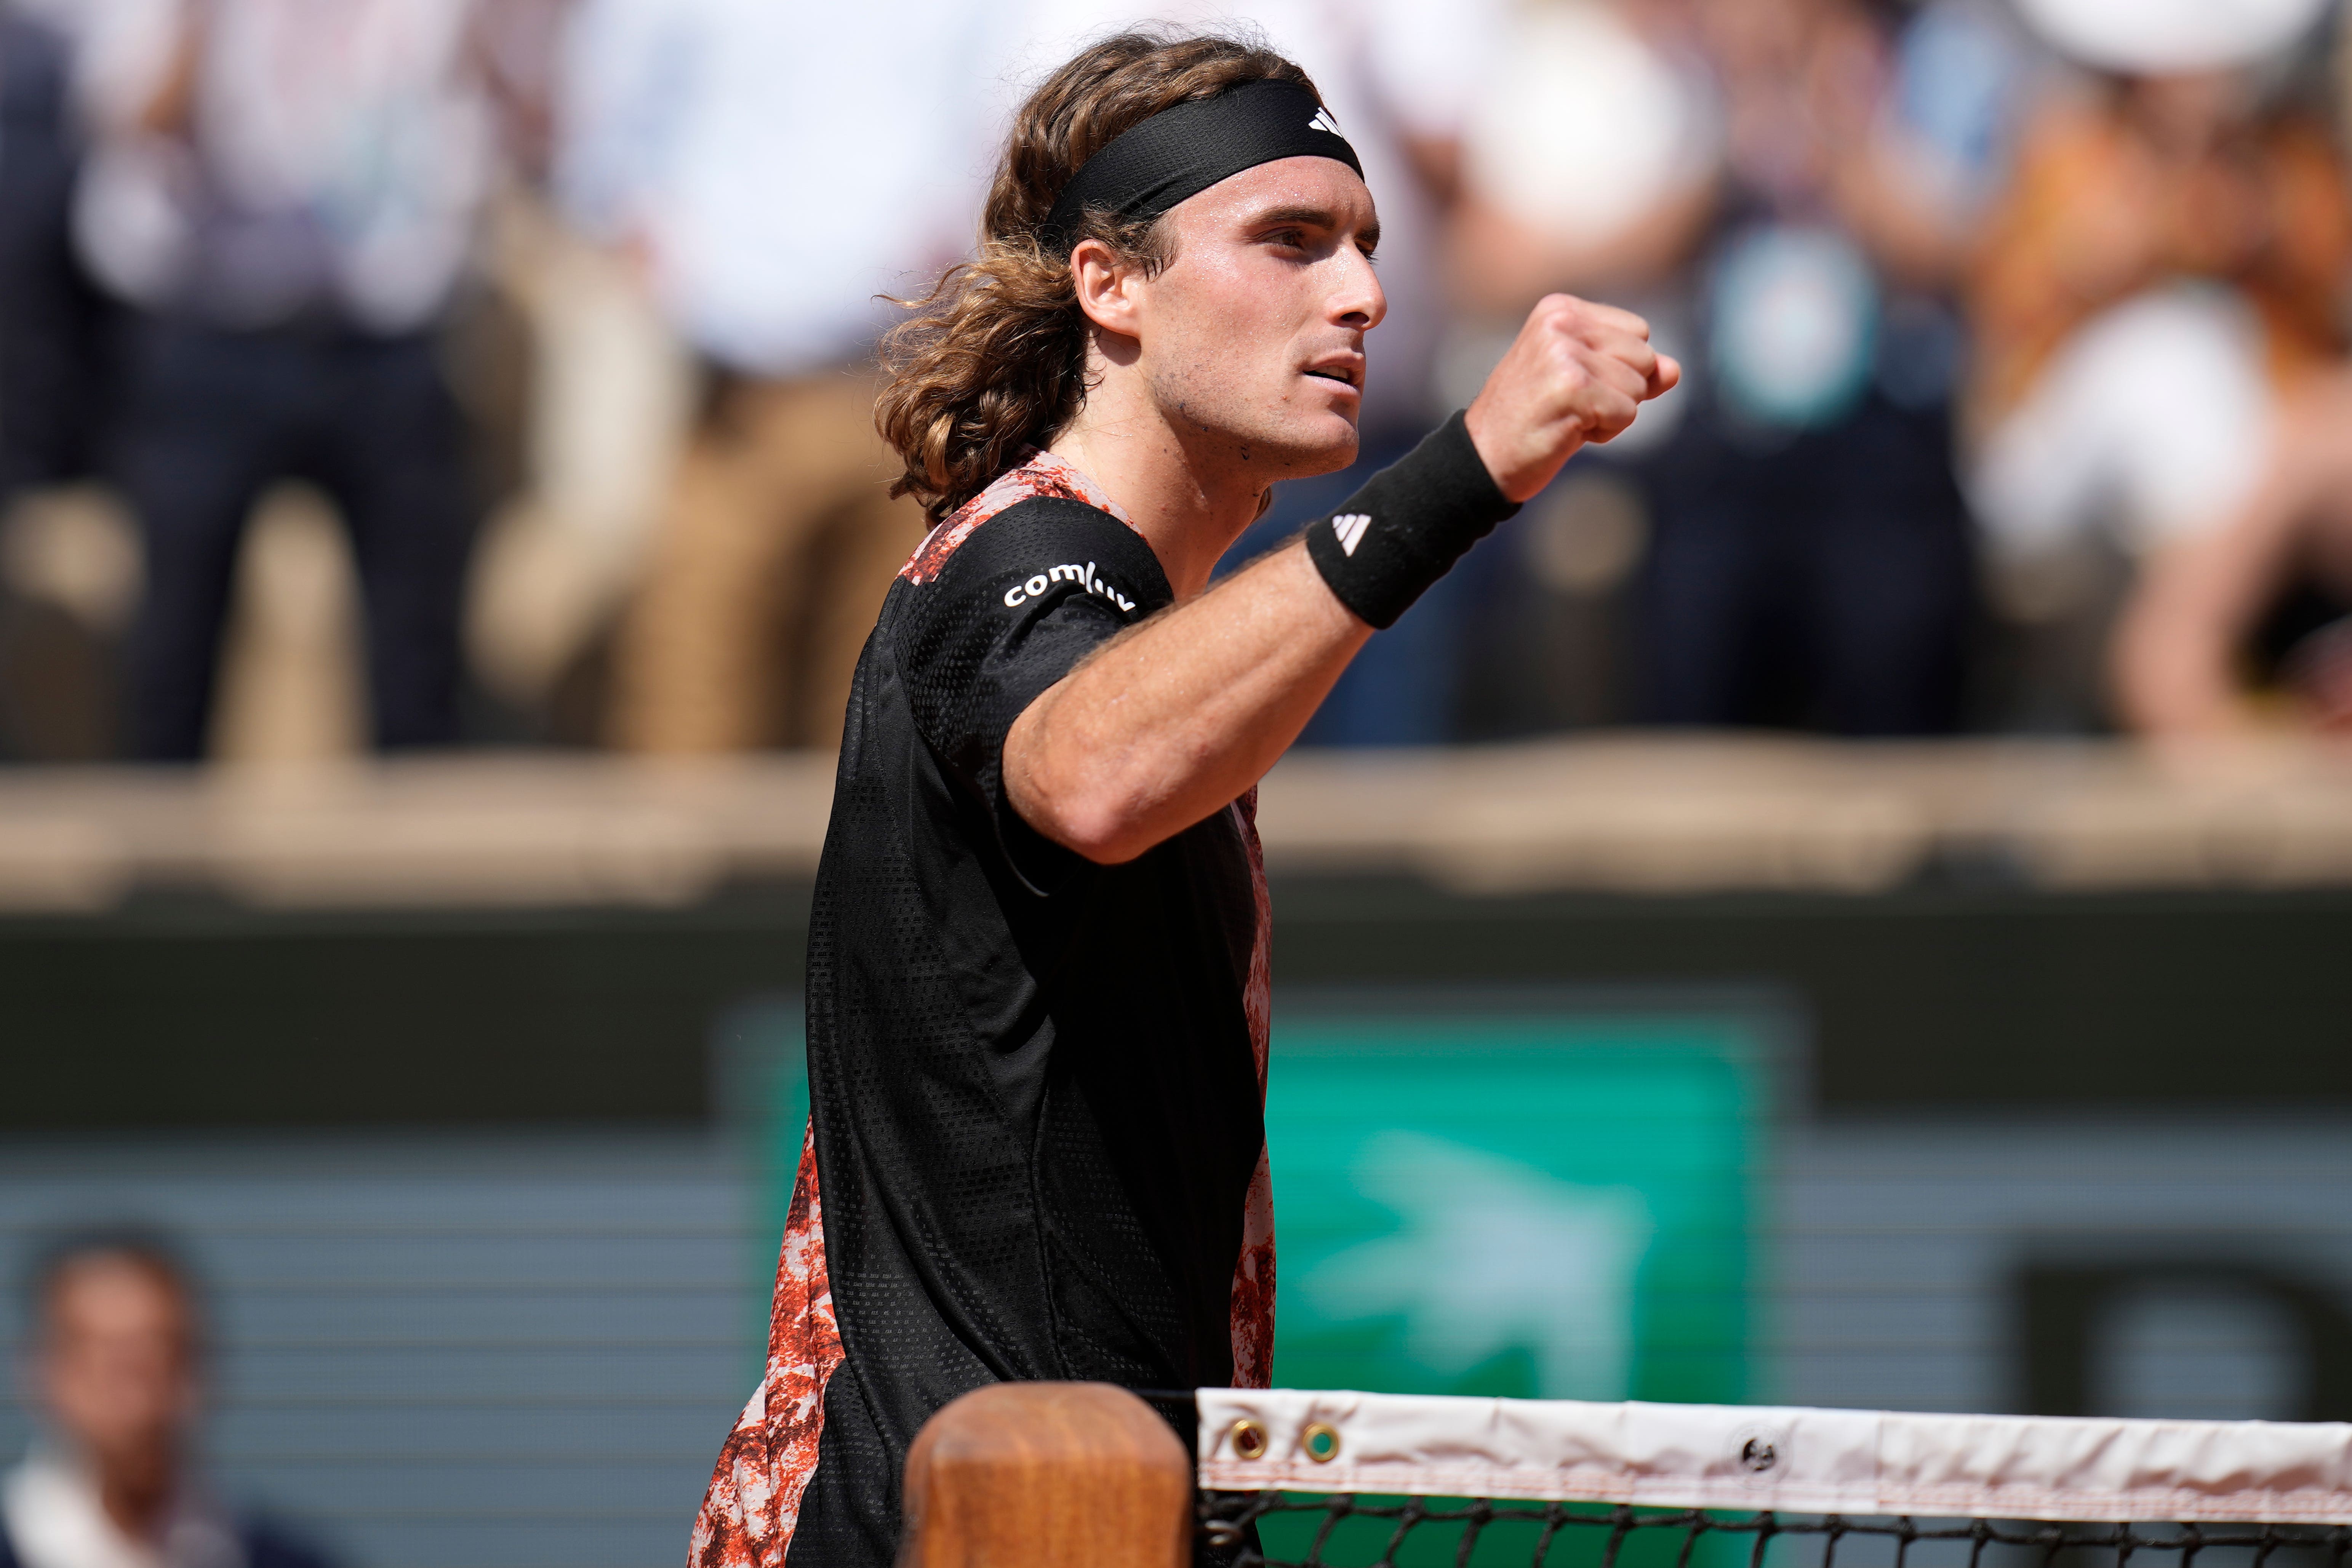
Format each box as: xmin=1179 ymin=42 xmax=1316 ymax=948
xmin=1309 ymin=106 xmax=1344 ymax=137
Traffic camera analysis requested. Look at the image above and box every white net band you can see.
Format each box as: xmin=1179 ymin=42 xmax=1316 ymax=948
xmin=1196 ymin=1390 xmax=2352 ymax=1525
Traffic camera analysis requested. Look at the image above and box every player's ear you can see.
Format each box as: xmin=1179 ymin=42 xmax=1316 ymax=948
xmin=1069 ymin=237 xmax=1146 ymax=341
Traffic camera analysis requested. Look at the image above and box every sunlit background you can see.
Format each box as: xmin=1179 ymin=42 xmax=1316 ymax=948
xmin=6 ymin=0 xmax=2352 ymax=1565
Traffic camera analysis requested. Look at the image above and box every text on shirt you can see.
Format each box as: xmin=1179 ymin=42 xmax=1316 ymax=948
xmin=1003 ymin=562 xmax=1136 ymax=614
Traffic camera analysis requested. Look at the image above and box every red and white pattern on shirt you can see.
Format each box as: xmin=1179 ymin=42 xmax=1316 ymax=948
xmin=898 ymin=448 xmax=1134 ymax=584
xmin=688 ymin=1128 xmax=840 ymax=1568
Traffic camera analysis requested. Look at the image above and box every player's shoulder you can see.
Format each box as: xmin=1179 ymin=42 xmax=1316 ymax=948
xmin=910 ymin=496 xmax=1171 ymax=617
xmin=958 ymin=495 xmax=1163 ymax=573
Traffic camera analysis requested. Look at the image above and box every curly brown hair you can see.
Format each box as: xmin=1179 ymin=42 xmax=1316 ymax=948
xmin=875 ymin=30 xmax=1321 ymax=523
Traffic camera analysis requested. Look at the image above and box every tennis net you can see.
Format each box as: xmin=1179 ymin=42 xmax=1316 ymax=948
xmin=896 ymin=1384 xmax=2352 ymax=1568
xmin=1192 ymin=1390 xmax=2352 ymax=1568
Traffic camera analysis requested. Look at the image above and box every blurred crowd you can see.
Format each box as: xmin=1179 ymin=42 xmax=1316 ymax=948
xmin=1 ymin=0 xmax=2351 ymax=762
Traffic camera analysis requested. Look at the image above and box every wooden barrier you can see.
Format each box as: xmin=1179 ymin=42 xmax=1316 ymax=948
xmin=900 ymin=1382 xmax=1191 ymax=1568
xmin=9 ymin=740 xmax=2352 ymax=915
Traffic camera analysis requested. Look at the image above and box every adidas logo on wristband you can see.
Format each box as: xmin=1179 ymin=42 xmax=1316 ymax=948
xmin=1305 ymin=412 xmax=1518 ymax=631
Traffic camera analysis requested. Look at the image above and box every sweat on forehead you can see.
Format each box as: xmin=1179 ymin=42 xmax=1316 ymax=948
xmin=1039 ymin=78 xmax=1366 ymax=254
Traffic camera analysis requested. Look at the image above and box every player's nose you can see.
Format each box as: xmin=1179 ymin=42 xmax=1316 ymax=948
xmin=1331 ymin=246 xmax=1385 ymax=332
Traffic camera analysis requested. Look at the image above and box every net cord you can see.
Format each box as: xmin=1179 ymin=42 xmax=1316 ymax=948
xmin=1194 ymin=1390 xmax=2352 ymax=1526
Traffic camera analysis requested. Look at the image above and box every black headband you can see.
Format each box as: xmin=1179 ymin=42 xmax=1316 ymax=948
xmin=1038 ymin=78 xmax=1365 ymax=254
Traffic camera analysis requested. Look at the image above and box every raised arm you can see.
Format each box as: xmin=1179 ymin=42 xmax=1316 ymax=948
xmin=1005 ymin=294 xmax=1678 ymax=863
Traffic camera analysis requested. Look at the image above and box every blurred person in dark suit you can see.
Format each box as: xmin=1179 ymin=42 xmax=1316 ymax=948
xmin=0 ymin=5 xmax=132 ymax=764
xmin=560 ymin=0 xmax=987 ymax=753
xmin=0 ymin=2 xmax=115 ymax=499
xmin=72 ymin=0 xmax=495 ymax=760
xmin=2 ymin=1230 xmax=330 ymax=1568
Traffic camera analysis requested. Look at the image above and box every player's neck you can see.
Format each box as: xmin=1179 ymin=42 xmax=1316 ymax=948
xmin=1047 ymin=382 xmax=1270 ymax=600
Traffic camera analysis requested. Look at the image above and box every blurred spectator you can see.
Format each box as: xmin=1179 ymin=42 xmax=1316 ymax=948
xmin=442 ymin=0 xmax=694 ymax=747
xmin=471 ymin=0 xmax=570 ymax=189
xmin=72 ymin=0 xmax=494 ymax=760
xmin=0 ymin=3 xmax=115 ymax=499
xmin=1966 ymin=0 xmax=2349 ymax=725
xmin=3 ymin=1229 xmax=329 ymax=1568
xmin=998 ymin=0 xmax=1505 ymax=746
xmin=1451 ymin=0 xmax=2037 ymax=736
xmin=0 ymin=5 xmax=131 ymax=763
xmin=560 ymin=0 xmax=986 ymax=754
xmin=2112 ymin=371 xmax=2352 ymax=734
xmin=457 ymin=198 xmax=691 ymax=746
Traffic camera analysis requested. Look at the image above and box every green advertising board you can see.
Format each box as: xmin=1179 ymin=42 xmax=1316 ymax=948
xmin=1265 ymin=1005 xmax=1770 ymax=1407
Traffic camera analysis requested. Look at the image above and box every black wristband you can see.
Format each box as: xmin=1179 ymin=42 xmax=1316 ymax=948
xmin=1303 ymin=411 xmax=1521 ymax=630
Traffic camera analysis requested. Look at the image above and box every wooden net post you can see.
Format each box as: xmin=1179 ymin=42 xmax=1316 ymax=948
xmin=900 ymin=1381 xmax=1192 ymax=1568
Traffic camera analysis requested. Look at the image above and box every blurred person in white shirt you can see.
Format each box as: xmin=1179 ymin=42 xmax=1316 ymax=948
xmin=1967 ymin=0 xmax=2350 ymax=731
xmin=72 ymin=0 xmax=495 ymax=760
xmin=558 ymin=0 xmax=990 ymax=752
xmin=3 ymin=1230 xmax=331 ymax=1568
xmin=989 ymin=0 xmax=1504 ymax=745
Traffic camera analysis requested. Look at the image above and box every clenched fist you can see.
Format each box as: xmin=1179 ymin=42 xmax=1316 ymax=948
xmin=1464 ymin=294 xmax=1682 ymax=503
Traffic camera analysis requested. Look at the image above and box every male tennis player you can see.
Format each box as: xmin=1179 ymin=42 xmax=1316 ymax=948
xmin=691 ymin=31 xmax=1677 ymax=1568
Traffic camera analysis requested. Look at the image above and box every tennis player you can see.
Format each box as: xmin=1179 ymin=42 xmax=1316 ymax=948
xmin=691 ymin=30 xmax=1677 ymax=1568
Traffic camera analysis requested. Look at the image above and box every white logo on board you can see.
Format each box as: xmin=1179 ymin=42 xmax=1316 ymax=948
xmin=1332 ymin=513 xmax=1372 ymax=556
xmin=1302 ymin=1131 xmax=1653 ymax=1400
xmin=1309 ymin=107 xmax=1344 ymax=137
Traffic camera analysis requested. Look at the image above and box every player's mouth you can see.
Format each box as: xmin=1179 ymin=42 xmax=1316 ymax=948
xmin=1303 ymin=360 xmax=1362 ymax=389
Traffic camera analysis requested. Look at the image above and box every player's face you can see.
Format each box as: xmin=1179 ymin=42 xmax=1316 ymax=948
xmin=1130 ymin=157 xmax=1385 ymax=479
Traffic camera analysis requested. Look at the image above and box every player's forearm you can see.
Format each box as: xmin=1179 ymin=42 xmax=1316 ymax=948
xmin=1006 ymin=540 xmax=1368 ymax=864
